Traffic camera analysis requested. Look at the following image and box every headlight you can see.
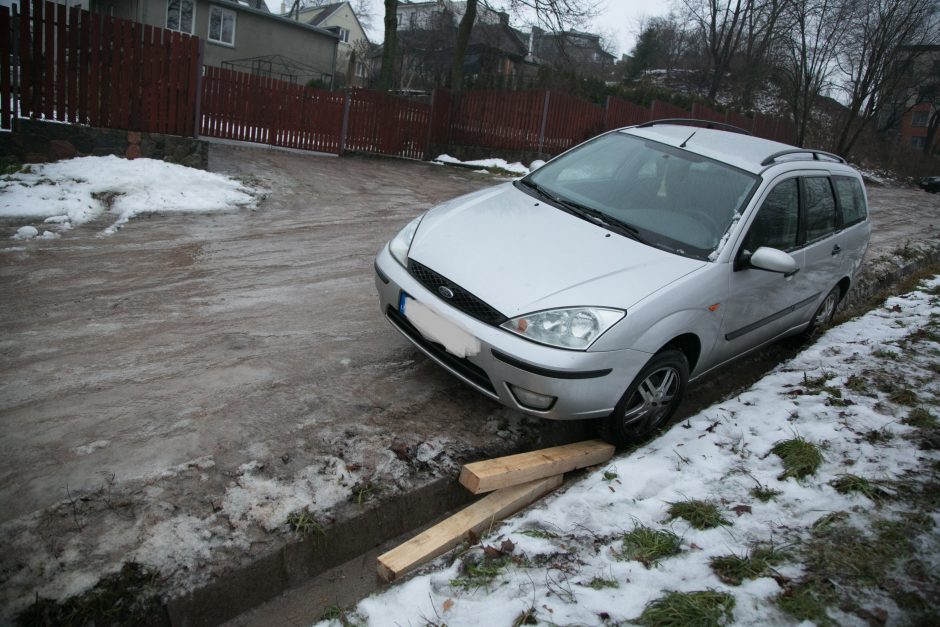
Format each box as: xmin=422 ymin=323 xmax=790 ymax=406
xmin=389 ymin=214 xmax=423 ymax=267
xmin=501 ymin=307 xmax=625 ymax=350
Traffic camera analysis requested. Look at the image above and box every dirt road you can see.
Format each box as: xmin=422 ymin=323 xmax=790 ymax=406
xmin=1 ymin=143 xmax=938 ymax=620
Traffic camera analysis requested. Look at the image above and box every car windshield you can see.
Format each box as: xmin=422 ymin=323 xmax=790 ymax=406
xmin=521 ymin=131 xmax=759 ymax=260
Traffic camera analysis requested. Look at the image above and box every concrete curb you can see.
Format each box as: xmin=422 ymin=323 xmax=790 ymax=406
xmin=165 ymin=477 xmax=473 ymax=627
xmin=841 ymin=244 xmax=940 ymax=316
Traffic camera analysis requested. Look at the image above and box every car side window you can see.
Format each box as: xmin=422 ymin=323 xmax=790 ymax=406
xmin=802 ymin=177 xmax=838 ymax=242
xmin=742 ymin=178 xmax=799 ymax=253
xmin=833 ymin=177 xmax=867 ymax=226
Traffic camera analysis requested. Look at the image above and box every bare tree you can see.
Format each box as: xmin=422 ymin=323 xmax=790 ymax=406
xmin=832 ymin=0 xmax=940 ymax=156
xmin=737 ymin=0 xmax=789 ymax=109
xmin=378 ymin=0 xmax=398 ymax=89
xmin=778 ymin=0 xmax=850 ymax=145
xmin=451 ymin=0 xmax=479 ymax=90
xmin=683 ymin=0 xmax=755 ymax=100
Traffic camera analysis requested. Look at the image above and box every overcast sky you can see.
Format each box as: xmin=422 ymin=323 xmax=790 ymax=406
xmin=265 ymin=1 xmax=673 ymax=58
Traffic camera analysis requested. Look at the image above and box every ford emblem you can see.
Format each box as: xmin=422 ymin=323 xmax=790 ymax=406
xmin=438 ymin=286 xmax=455 ymax=299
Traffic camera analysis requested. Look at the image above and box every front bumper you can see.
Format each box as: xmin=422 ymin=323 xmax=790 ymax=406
xmin=374 ymin=246 xmax=652 ymax=420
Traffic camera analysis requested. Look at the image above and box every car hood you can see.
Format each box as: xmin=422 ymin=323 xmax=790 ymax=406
xmin=408 ymin=182 xmax=707 ymax=318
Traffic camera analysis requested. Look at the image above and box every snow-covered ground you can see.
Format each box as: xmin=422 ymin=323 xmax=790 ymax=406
xmin=320 ymin=278 xmax=940 ymax=627
xmin=0 ymin=156 xmax=259 ymax=238
xmin=434 ymin=154 xmax=531 ymax=176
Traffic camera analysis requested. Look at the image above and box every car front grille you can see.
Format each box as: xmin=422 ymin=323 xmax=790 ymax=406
xmin=386 ymin=306 xmax=498 ymax=397
xmin=407 ymin=259 xmax=507 ymax=326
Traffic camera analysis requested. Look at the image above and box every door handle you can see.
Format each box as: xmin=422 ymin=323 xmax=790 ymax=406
xmin=831 ymin=245 xmax=842 ymax=256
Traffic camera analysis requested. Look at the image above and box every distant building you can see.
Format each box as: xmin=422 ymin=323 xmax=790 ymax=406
xmin=90 ymin=0 xmax=339 ymax=86
xmin=392 ymin=0 xmax=534 ymax=90
xmin=286 ymin=1 xmax=373 ymax=87
xmin=878 ymin=45 xmax=940 ymax=153
xmin=530 ymin=27 xmax=617 ymax=78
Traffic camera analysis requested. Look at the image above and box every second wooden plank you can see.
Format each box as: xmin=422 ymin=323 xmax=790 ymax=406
xmin=459 ymin=439 xmax=614 ymax=494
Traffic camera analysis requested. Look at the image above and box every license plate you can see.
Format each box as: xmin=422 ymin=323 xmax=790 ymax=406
xmin=401 ymin=294 xmax=481 ymax=358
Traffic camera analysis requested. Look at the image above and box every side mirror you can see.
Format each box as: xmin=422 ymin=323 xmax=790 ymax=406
xmin=748 ymin=247 xmax=799 ymax=275
xmin=529 ymin=159 xmax=546 ymax=172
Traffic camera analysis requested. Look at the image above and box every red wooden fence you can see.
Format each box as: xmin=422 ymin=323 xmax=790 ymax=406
xmin=0 ymin=3 xmax=800 ymax=158
xmin=605 ymin=97 xmax=651 ymax=128
xmin=0 ymin=1 xmax=200 ymax=135
xmin=200 ymin=66 xmax=344 ymax=153
xmin=344 ymin=89 xmax=431 ymax=159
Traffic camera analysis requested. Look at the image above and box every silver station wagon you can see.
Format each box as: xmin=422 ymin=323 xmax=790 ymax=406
xmin=374 ymin=121 xmax=871 ymax=446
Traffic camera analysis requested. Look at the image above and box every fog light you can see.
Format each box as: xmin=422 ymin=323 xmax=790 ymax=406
xmin=508 ymin=384 xmax=556 ymax=411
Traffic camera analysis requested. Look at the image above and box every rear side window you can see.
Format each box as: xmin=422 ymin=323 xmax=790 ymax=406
xmin=834 ymin=177 xmax=867 ymax=226
xmin=802 ymin=177 xmax=837 ymax=242
xmin=743 ymin=178 xmax=799 ymax=252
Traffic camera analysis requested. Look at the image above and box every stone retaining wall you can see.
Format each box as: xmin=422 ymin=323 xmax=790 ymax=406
xmin=0 ymin=119 xmax=208 ymax=169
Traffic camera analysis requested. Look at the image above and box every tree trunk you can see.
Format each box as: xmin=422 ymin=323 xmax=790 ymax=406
xmin=925 ymin=110 xmax=940 ymax=155
xmin=450 ymin=0 xmax=477 ymax=91
xmin=378 ymin=0 xmax=398 ymax=90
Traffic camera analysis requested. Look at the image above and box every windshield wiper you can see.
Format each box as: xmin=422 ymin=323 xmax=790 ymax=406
xmin=554 ymin=197 xmax=645 ymax=243
xmin=517 ymin=180 xmax=645 ymax=243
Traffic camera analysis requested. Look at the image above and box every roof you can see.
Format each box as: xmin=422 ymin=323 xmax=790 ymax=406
xmin=620 ymin=125 xmax=804 ymax=175
xmin=216 ymin=0 xmax=340 ymax=39
xmin=306 ymin=2 xmax=345 ymax=26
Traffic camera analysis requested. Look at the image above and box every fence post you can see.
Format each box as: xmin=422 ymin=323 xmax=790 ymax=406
xmin=538 ymin=90 xmax=550 ymax=155
xmin=339 ymin=89 xmax=351 ymax=155
xmin=603 ymin=95 xmax=610 ymax=130
xmin=192 ymin=38 xmax=205 ymax=138
xmin=424 ymin=88 xmax=436 ymax=161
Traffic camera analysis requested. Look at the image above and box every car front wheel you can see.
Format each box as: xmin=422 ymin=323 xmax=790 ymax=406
xmin=600 ymin=349 xmax=689 ymax=447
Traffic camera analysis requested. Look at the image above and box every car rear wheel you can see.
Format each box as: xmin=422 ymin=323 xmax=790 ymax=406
xmin=801 ymin=285 xmax=841 ymax=338
xmin=599 ymin=349 xmax=689 ymax=447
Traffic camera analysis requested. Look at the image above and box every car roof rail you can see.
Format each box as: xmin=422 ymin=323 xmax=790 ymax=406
xmin=760 ymin=149 xmax=846 ymax=166
xmin=635 ymin=118 xmax=752 ymax=136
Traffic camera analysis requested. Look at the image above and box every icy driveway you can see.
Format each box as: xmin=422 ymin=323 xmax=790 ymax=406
xmin=0 ymin=143 xmax=938 ymax=617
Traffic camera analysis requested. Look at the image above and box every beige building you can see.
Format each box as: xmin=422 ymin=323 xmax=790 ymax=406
xmin=89 ymin=0 xmax=339 ymax=86
xmin=287 ymin=2 xmax=372 ymax=87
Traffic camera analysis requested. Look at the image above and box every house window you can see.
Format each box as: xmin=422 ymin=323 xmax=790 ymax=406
xmin=911 ymin=136 xmax=926 ymax=150
xmin=911 ymin=111 xmax=929 ymax=127
xmin=208 ymin=5 xmax=236 ymax=45
xmin=356 ymin=61 xmax=367 ymax=78
xmin=166 ymin=0 xmax=194 ymax=34
xmin=337 ymin=27 xmax=350 ymax=43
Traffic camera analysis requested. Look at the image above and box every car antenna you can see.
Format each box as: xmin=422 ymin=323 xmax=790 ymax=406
xmin=679 ymin=131 xmax=696 ymax=148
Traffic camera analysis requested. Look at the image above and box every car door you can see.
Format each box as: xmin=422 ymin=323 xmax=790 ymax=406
xmin=797 ymin=175 xmax=844 ymax=322
xmin=711 ymin=176 xmax=817 ymax=366
xmin=832 ymin=175 xmax=871 ymax=280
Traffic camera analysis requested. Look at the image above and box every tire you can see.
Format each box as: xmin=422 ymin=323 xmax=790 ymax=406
xmin=801 ymin=285 xmax=842 ymax=338
xmin=599 ymin=349 xmax=689 ymax=447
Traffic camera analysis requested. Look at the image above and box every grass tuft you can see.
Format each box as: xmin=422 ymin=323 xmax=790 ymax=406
xmin=637 ymin=590 xmax=735 ymax=627
xmin=776 ymin=579 xmax=837 ymax=626
xmin=889 ymin=387 xmax=920 ymax=406
xmin=583 ymin=576 xmax=619 ymax=590
xmin=450 ymin=556 xmax=510 ymax=590
xmin=286 ymin=509 xmax=324 ymax=537
xmin=709 ymin=545 xmax=788 ymax=585
xmin=666 ymin=499 xmax=730 ymax=530
xmin=518 ymin=528 xmax=559 ymax=539
xmin=771 ymin=437 xmax=823 ymax=480
xmin=750 ymin=483 xmax=782 ymax=502
xmin=16 ymin=563 xmax=163 ymax=627
xmin=619 ymin=525 xmax=682 ymax=567
xmin=829 ymin=474 xmax=891 ymax=502
xmin=904 ymin=407 xmax=938 ymax=429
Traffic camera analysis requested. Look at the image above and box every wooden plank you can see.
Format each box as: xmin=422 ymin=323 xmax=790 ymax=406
xmin=19 ymin=0 xmax=31 ymax=118
xmin=377 ymin=475 xmax=562 ymax=582
xmin=88 ymin=11 xmax=99 ymax=126
xmin=459 ymin=439 xmax=614 ymax=495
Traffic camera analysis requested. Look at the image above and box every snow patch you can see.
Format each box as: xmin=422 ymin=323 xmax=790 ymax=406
xmin=434 ymin=154 xmax=531 ymax=176
xmin=0 ymin=156 xmax=258 ymax=237
xmin=73 ymin=440 xmax=110 ymax=456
